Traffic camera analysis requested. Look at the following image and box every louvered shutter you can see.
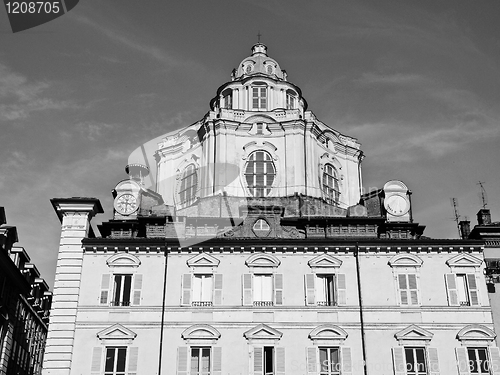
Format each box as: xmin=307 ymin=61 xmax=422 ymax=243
xmin=133 ymin=274 xmax=142 ymax=306
xmin=392 ymin=347 xmax=405 ymax=375
xmin=306 ymin=347 xmax=318 ymax=375
xmin=489 ymin=347 xmax=500 ymax=375
xmin=177 ymin=347 xmax=189 ymax=375
xmin=428 ymin=347 xmax=440 ymax=375
xmin=243 ymin=274 xmax=253 ymax=306
xmin=341 ymin=347 xmax=352 ymax=375
xmin=100 ymin=274 xmax=110 ymax=305
xmin=213 ymin=274 xmax=223 ymax=305
xmin=253 ymin=346 xmax=263 ymax=375
xmin=445 ymin=274 xmax=459 ymax=306
xmin=128 ymin=347 xmax=138 ymax=375
xmin=467 ymin=274 xmax=480 ymax=306
xmin=274 ymin=274 xmax=284 ymax=306
xmin=455 ymin=347 xmax=470 ymax=375
xmin=181 ymin=274 xmax=192 ymax=306
xmin=305 ymin=274 xmax=315 ymax=306
xmin=398 ymin=274 xmax=409 ymax=305
xmin=276 ymin=347 xmax=285 ymax=375
xmin=408 ymin=274 xmax=419 ymax=305
xmin=337 ymin=274 xmax=346 ymax=305
xmin=213 ymin=346 xmax=222 ymax=375
xmin=90 ymin=347 xmax=101 ymax=375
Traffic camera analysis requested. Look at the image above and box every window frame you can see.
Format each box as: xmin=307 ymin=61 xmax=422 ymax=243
xmin=178 ymin=164 xmax=198 ymax=206
xmin=252 ymin=84 xmax=267 ymax=110
xmin=112 ymin=274 xmax=132 ymax=307
xmin=322 ymin=163 xmax=340 ymax=205
xmin=244 ymin=150 xmax=276 ymax=198
xmin=315 ymin=274 xmax=337 ymax=307
xmin=404 ymin=346 xmax=427 ymax=375
xmin=190 ymin=346 xmax=211 ymax=375
xmin=104 ymin=346 xmax=127 ymax=375
xmin=318 ymin=347 xmax=341 ymax=375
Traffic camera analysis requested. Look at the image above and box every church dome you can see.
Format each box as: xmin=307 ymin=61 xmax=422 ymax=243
xmin=234 ymin=43 xmax=287 ymax=81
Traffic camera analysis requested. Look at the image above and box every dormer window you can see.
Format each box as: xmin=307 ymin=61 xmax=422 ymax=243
xmin=244 ymin=150 xmax=275 ymax=197
xmin=266 ymin=65 xmax=274 ymax=75
xmin=286 ymin=90 xmax=296 ymax=109
xmin=252 ymin=83 xmax=267 ymax=110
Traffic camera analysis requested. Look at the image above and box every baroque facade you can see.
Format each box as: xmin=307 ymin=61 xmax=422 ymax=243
xmin=0 ymin=207 xmax=52 ymax=375
xmin=43 ymin=44 xmax=499 ymax=375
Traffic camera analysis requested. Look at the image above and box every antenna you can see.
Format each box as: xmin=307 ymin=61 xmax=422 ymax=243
xmin=478 ymin=181 xmax=488 ymax=209
xmin=450 ymin=198 xmax=461 ymax=238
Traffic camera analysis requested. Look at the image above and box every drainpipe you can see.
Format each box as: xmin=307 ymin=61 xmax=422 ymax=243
xmin=355 ymin=242 xmax=368 ymax=375
xmin=158 ymin=244 xmax=168 ymax=374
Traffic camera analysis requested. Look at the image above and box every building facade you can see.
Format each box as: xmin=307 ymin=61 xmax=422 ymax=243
xmin=0 ymin=207 xmax=53 ymax=375
xmin=43 ymin=44 xmax=499 ymax=375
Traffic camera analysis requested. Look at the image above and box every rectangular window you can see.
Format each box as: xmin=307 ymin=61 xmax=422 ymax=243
xmin=223 ymin=93 xmax=232 ymax=109
xmin=286 ymin=94 xmax=295 ymax=109
xmin=319 ymin=347 xmax=340 ymax=375
xmin=254 ymin=275 xmax=273 ymax=306
xmin=105 ymin=347 xmax=127 ymax=375
xmin=398 ymin=273 xmax=419 ymax=306
xmin=315 ymin=275 xmax=336 ymax=306
xmin=264 ymin=346 xmax=274 ymax=375
xmin=256 ymin=123 xmax=264 ymax=135
xmin=405 ymin=347 xmax=427 ymax=375
xmin=191 ymin=347 xmax=211 ymax=375
xmin=113 ymin=275 xmax=132 ymax=306
xmin=468 ymin=347 xmax=489 ymax=374
xmin=192 ymin=275 xmax=213 ymax=306
xmin=252 ymin=86 xmax=267 ymax=110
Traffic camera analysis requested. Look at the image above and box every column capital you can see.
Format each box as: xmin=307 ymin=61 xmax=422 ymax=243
xmin=51 ymin=197 xmax=104 ymax=223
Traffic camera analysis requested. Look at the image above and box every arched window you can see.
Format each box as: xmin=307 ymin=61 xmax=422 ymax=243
xmin=179 ymin=164 xmax=198 ymax=205
xmin=222 ymin=89 xmax=232 ymax=109
xmin=322 ymin=164 xmax=340 ymax=205
xmin=245 ymin=151 xmax=275 ymax=197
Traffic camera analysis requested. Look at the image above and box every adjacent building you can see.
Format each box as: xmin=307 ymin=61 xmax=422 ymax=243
xmin=43 ymin=44 xmax=499 ymax=375
xmin=0 ymin=207 xmax=53 ymax=375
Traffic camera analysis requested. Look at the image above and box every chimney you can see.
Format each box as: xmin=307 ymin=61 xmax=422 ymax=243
xmin=477 ymin=208 xmax=492 ymax=226
xmin=459 ymin=220 xmax=471 ymax=239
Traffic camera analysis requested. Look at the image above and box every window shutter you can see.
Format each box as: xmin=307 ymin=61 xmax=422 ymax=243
xmin=455 ymin=347 xmax=470 ymax=375
xmin=428 ymin=347 xmax=440 ymax=375
xmin=100 ymin=274 xmax=110 ymax=305
xmin=467 ymin=274 xmax=480 ymax=306
xmin=177 ymin=347 xmax=189 ymax=375
xmin=304 ymin=274 xmax=315 ymax=306
xmin=276 ymin=347 xmax=285 ymax=375
xmin=133 ymin=274 xmax=143 ymax=306
xmin=181 ymin=274 xmax=192 ymax=306
xmin=90 ymin=347 xmax=101 ymax=375
xmin=213 ymin=346 xmax=222 ymax=375
xmin=489 ymin=347 xmax=500 ymax=375
xmin=398 ymin=274 xmax=409 ymax=305
xmin=392 ymin=347 xmax=405 ymax=375
xmin=306 ymin=347 xmax=318 ymax=375
xmin=243 ymin=274 xmax=253 ymax=306
xmin=128 ymin=347 xmax=138 ymax=375
xmin=408 ymin=274 xmax=419 ymax=305
xmin=445 ymin=274 xmax=459 ymax=306
xmin=253 ymin=346 xmax=263 ymax=375
xmin=274 ymin=274 xmax=284 ymax=306
xmin=341 ymin=347 xmax=352 ymax=375
xmin=337 ymin=274 xmax=346 ymax=305
xmin=213 ymin=274 xmax=223 ymax=306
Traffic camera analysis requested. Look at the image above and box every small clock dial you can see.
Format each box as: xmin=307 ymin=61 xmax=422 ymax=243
xmin=384 ymin=194 xmax=409 ymax=216
xmin=114 ymin=193 xmax=138 ymax=215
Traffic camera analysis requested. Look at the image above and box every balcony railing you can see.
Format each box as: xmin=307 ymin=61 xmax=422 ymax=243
xmin=111 ymin=301 xmax=131 ymax=307
xmin=192 ymin=301 xmax=213 ymax=307
xmin=317 ymin=301 xmax=336 ymax=307
xmin=253 ymin=301 xmax=274 ymax=307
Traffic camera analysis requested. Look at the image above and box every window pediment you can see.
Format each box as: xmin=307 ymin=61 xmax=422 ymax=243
xmin=457 ymin=325 xmax=496 ymax=342
xmin=246 ymin=253 xmax=280 ymax=268
xmin=106 ymin=253 xmax=141 ymax=268
xmin=446 ymin=254 xmax=482 ymax=268
xmin=244 ymin=324 xmax=282 ymax=340
xmin=388 ymin=253 xmax=423 ymax=268
xmin=308 ymin=253 xmax=342 ymax=269
xmin=97 ymin=324 xmax=136 ymax=341
xmin=395 ymin=325 xmax=433 ymax=342
xmin=309 ymin=325 xmax=348 ymax=342
xmin=182 ymin=324 xmax=221 ymax=341
xmin=187 ymin=253 xmax=220 ymax=268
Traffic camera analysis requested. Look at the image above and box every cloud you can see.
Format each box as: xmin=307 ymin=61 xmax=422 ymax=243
xmin=0 ymin=63 xmax=76 ymax=121
xmin=75 ymin=121 xmax=119 ymax=141
xmin=356 ymin=72 xmax=430 ymax=86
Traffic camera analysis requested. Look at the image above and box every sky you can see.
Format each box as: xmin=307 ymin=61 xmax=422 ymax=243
xmin=1 ymin=0 xmax=500 ymax=288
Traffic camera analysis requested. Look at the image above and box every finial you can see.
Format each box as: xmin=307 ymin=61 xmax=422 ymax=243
xmin=257 ymin=31 xmax=262 ymax=43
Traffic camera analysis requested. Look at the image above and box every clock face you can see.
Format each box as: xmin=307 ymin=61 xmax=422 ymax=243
xmin=384 ymin=194 xmax=410 ymax=216
xmin=114 ymin=193 xmax=138 ymax=215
